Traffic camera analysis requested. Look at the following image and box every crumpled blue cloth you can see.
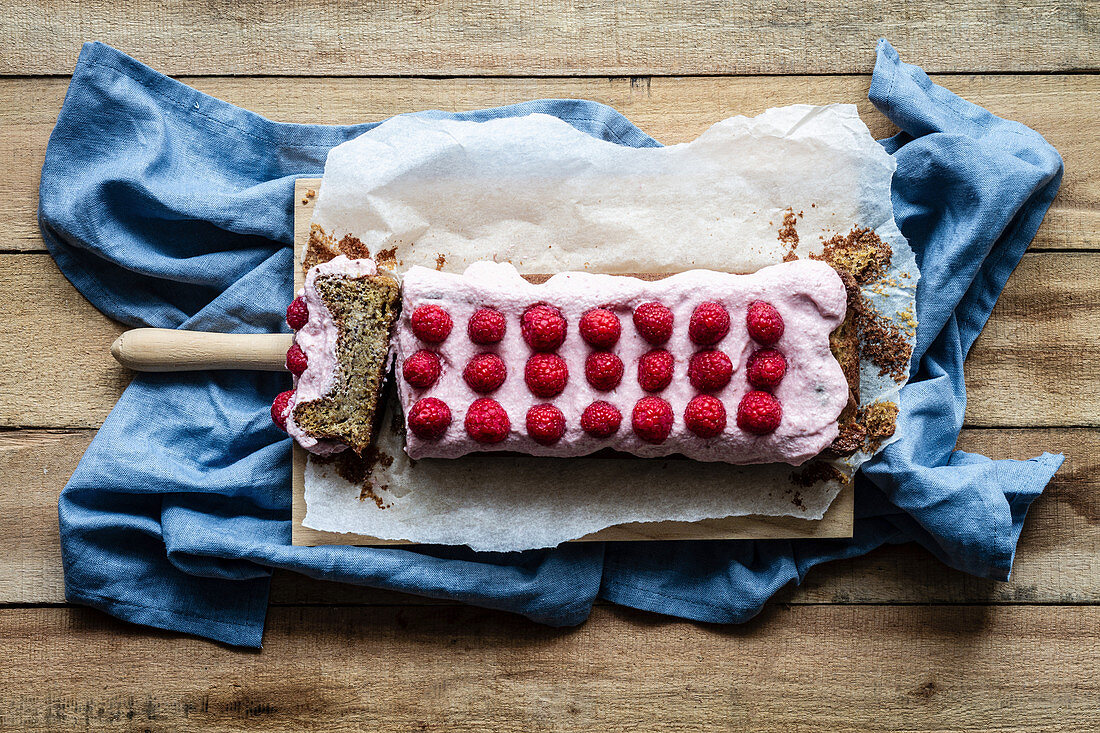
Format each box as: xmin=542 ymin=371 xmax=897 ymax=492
xmin=44 ymin=40 xmax=1064 ymax=648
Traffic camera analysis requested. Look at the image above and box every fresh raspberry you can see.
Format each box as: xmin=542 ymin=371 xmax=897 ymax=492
xmin=410 ymin=304 xmax=453 ymax=344
xmin=464 ymin=398 xmax=510 ymax=443
xmin=402 ymin=349 xmax=442 ymax=389
xmin=689 ymin=301 xmax=730 ymax=346
xmin=632 ymin=302 xmax=674 ymax=345
xmin=408 ymin=397 xmax=452 ymax=440
xmin=579 ymin=308 xmax=621 ymax=349
xmin=286 ymin=297 xmax=308 ymax=330
xmin=285 ymin=343 xmax=308 ymax=376
xmin=631 ymin=396 xmax=674 ymax=444
xmin=271 ymin=390 xmax=293 ymax=431
xmin=736 ymin=390 xmax=783 ymax=435
xmin=463 ymin=353 xmax=507 ymax=394
xmin=746 ymin=301 xmax=785 ymax=346
xmin=521 ymin=304 xmax=567 ymax=352
xmin=467 ymin=307 xmax=507 ymax=344
xmin=746 ymin=348 xmax=787 ymax=390
xmin=581 ymin=401 xmax=622 ymax=438
xmin=584 ymin=351 xmax=624 ymax=391
xmin=525 ymin=353 xmax=569 ymax=397
xmin=684 ymin=394 xmax=727 ymax=438
xmin=688 ymin=349 xmax=732 ymax=392
xmin=637 ymin=349 xmax=674 ymax=392
xmin=526 ymin=404 xmax=566 ymax=445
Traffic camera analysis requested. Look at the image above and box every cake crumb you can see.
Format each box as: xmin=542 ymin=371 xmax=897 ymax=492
xmin=858 ymin=303 xmax=912 ymax=383
xmin=323 ymin=447 xmax=395 ymax=510
xmin=375 ymin=246 xmax=398 ymax=269
xmin=337 ymin=233 xmax=371 ymax=260
xmin=790 ymin=461 xmax=851 ymax=488
xmin=435 ymin=253 xmax=447 ymax=270
xmin=304 ymin=224 xmax=339 ymax=270
xmin=778 ymin=207 xmax=799 ymax=261
xmin=859 ymin=401 xmax=899 ymax=452
xmin=814 ymin=227 xmax=892 ymax=285
xmin=896 ymin=304 xmax=918 ymax=336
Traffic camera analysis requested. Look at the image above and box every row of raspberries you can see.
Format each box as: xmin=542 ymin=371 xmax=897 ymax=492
xmin=408 ymin=299 xmax=784 ymax=350
xmin=403 ymin=300 xmax=789 ymax=397
xmin=408 ymin=391 xmax=783 ymax=444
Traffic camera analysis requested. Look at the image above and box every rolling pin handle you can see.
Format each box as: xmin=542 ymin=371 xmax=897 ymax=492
xmin=110 ymin=328 xmax=294 ymax=372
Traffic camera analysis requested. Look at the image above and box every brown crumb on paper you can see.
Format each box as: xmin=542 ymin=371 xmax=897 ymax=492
xmin=315 ymin=447 xmax=395 ymax=510
xmin=859 ymin=401 xmax=899 ymax=452
xmin=858 ymin=303 xmax=913 ymax=383
xmin=337 ymin=233 xmax=371 ymax=260
xmin=790 ymin=461 xmax=851 ymax=488
xmin=815 ymin=227 xmax=893 ymax=285
xmin=304 ymin=224 xmax=339 ymax=270
xmin=435 ymin=253 xmax=447 ymax=270
xmin=778 ymin=207 xmax=801 ymax=262
xmin=375 ymin=246 xmax=398 ymax=269
xmin=896 ymin=304 xmax=918 ymax=336
xmin=826 ymin=418 xmax=867 ymax=457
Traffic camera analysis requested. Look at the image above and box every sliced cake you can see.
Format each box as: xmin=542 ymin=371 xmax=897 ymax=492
xmin=272 ymin=255 xmax=399 ymax=455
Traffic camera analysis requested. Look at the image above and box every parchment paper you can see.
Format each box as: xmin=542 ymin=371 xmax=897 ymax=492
xmin=302 ymin=104 xmax=919 ymax=551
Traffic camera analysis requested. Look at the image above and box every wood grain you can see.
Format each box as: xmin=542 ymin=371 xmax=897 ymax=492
xmin=6 ymin=75 xmax=1096 ymax=253
xmin=5 ymin=250 xmax=1095 ymax=429
xmin=2 ymin=604 xmax=1097 ymax=731
xmin=5 ymin=427 xmax=1095 ymax=606
xmin=1 ymin=256 xmax=129 ymax=428
xmin=964 ymin=253 xmax=1100 ymax=426
xmin=2 ymin=1 xmax=1097 ymax=76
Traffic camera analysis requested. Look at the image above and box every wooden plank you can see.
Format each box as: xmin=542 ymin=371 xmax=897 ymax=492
xmin=290 ymin=178 xmax=854 ymax=546
xmin=0 ymin=431 xmax=78 ymax=604
xmin=5 ymin=250 xmax=1095 ymax=429
xmin=964 ymin=253 xmax=1100 ymax=426
xmin=5 ymin=74 xmax=1096 ymax=254
xmin=1 ymin=605 xmax=1097 ymax=731
xmin=1 ymin=256 xmax=129 ymax=428
xmin=2 ymin=1 xmax=1096 ymax=76
xmin=6 ymin=427 xmax=1095 ymax=606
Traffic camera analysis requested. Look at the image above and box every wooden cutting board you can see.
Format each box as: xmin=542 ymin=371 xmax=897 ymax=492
xmin=290 ymin=178 xmax=854 ymax=545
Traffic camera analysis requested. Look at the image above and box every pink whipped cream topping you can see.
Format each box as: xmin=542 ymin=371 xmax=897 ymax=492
xmin=286 ymin=255 xmax=378 ymax=456
xmin=396 ymin=260 xmax=849 ymax=465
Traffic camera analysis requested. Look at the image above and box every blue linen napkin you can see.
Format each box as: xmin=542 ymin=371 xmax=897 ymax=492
xmin=43 ymin=40 xmax=1064 ymax=648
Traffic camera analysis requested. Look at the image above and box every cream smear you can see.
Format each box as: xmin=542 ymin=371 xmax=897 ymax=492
xmin=395 ymin=260 xmax=849 ymax=465
xmin=286 ymin=255 xmax=377 ymax=456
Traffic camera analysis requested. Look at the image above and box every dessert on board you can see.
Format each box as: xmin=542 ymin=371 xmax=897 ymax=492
xmin=273 ymin=251 xmax=865 ymax=467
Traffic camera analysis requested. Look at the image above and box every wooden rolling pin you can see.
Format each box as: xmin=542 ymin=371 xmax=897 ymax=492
xmin=111 ymin=329 xmax=293 ymax=372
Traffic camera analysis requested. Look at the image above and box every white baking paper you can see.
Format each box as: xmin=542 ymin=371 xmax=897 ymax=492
xmin=302 ymin=105 xmax=919 ymax=551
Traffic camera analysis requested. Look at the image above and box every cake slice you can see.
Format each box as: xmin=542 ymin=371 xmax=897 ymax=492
xmin=276 ymin=255 xmax=400 ymax=455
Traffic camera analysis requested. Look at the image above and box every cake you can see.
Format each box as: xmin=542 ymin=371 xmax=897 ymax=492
xmin=271 ymin=255 xmax=400 ymax=455
xmin=393 ymin=259 xmax=857 ymax=466
xmin=275 ymin=254 xmax=864 ymax=466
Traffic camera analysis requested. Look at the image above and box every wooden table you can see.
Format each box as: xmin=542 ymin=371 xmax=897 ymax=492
xmin=2 ymin=3 xmax=1097 ymax=730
